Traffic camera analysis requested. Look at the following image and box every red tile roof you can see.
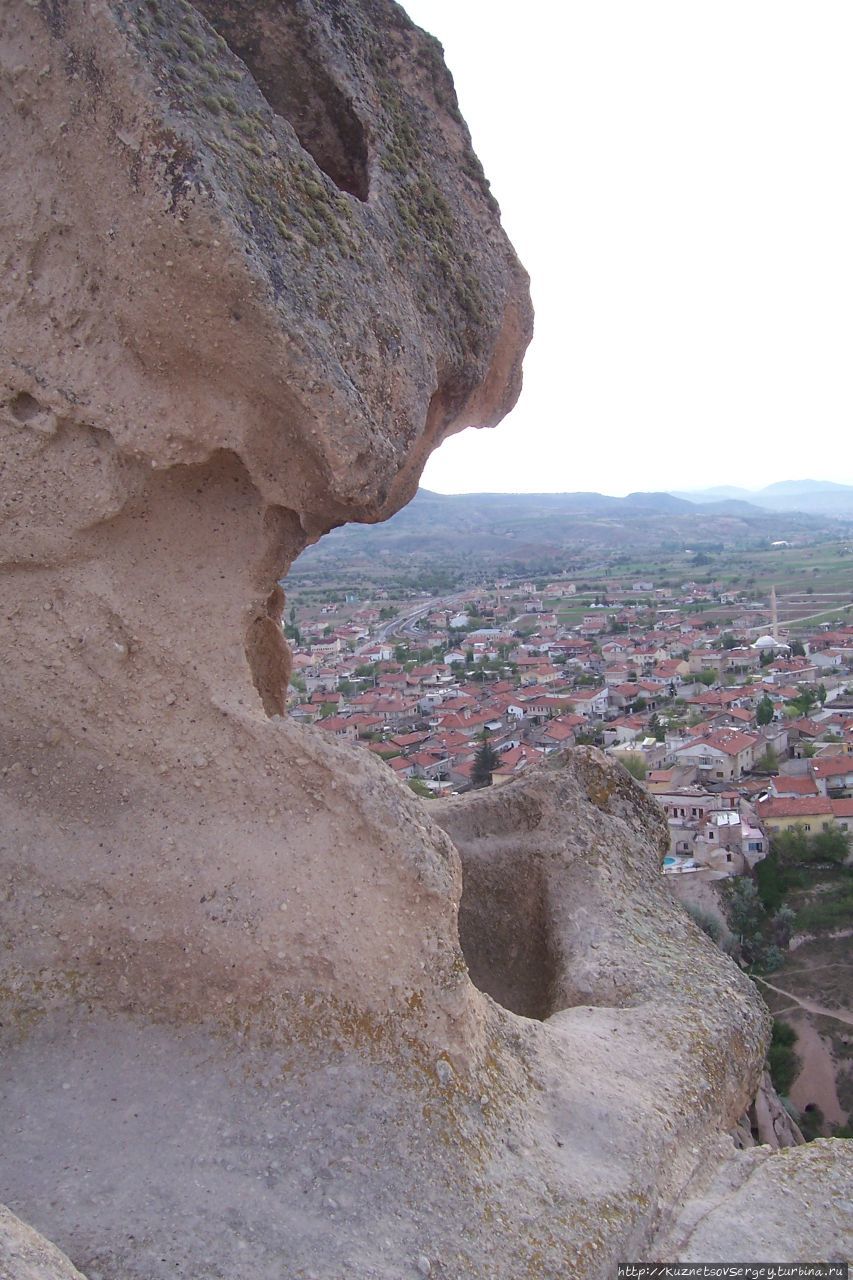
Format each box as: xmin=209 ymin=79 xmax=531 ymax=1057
xmin=810 ymin=755 xmax=853 ymax=779
xmin=756 ymin=796 xmax=834 ymax=819
xmin=770 ymin=775 xmax=820 ymax=797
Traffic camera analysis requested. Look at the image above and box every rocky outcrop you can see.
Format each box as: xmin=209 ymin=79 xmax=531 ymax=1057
xmin=0 ymin=2 xmax=847 ymax=1277
xmin=0 ymin=1207 xmax=86 ymax=1280
xmin=656 ymin=1137 xmax=853 ymax=1262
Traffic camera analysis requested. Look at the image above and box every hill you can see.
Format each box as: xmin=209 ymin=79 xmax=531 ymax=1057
xmin=674 ymin=480 xmax=853 ymax=518
xmin=292 ymin=487 xmax=849 ymax=581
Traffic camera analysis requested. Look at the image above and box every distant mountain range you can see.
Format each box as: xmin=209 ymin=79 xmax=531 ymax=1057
xmin=292 ymin=485 xmax=852 ymax=580
xmin=670 ymin=479 xmax=853 ymax=518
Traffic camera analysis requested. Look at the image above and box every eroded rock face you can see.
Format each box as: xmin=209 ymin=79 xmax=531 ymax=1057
xmin=0 ymin=1206 xmax=87 ymax=1280
xmin=0 ymin=3 xmax=844 ymax=1278
xmin=1 ymin=0 xmax=530 ymax=718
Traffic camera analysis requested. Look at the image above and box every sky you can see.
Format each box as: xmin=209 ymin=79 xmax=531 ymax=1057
xmin=402 ymin=1 xmax=853 ymax=498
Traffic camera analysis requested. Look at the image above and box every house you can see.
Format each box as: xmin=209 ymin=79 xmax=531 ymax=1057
xmin=830 ymin=797 xmax=853 ymax=831
xmin=315 ymin=715 xmax=359 ymax=741
xmin=769 ymin=774 xmax=820 ymax=799
xmin=810 ymin=755 xmax=853 ymax=796
xmin=754 ymin=795 xmax=835 ymax=834
xmin=672 ymin=729 xmax=761 ymax=781
xmin=530 ymin=715 xmax=585 ymax=752
xmin=567 ymin=687 xmax=610 ymax=719
xmin=408 ymin=751 xmax=451 ymax=781
xmin=491 ymin=744 xmax=542 ymax=785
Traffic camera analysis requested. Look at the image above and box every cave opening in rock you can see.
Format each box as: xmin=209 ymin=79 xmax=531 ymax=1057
xmin=190 ymin=2 xmax=370 ymax=201
xmin=8 ymin=392 xmax=44 ymax=423
xmin=456 ymin=848 xmax=557 ymax=1021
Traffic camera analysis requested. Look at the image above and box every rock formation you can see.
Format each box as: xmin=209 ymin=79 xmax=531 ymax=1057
xmin=0 ymin=1 xmax=849 ymax=1276
xmin=0 ymin=1206 xmax=87 ymax=1280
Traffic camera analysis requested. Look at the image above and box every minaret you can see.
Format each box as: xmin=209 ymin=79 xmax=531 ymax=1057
xmin=770 ymin=584 xmax=778 ymax=642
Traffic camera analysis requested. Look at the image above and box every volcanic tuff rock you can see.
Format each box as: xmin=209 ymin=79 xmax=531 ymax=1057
xmin=0 ymin=1207 xmax=87 ymax=1280
xmin=0 ymin=1 xmax=848 ymax=1276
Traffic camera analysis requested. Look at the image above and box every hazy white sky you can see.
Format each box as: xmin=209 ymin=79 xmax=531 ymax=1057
xmin=404 ymin=1 xmax=853 ymax=497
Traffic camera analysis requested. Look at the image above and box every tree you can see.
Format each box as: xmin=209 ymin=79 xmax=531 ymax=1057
xmin=407 ymin=778 xmax=434 ymax=799
xmin=817 ymin=682 xmax=828 ymax=705
xmin=756 ymin=695 xmax=775 ymax=726
xmin=649 ymin=713 xmax=666 ymax=742
xmin=767 ymin=1020 xmax=800 ymax=1096
xmin=811 ymin=823 xmax=850 ymax=864
xmin=771 ymin=905 xmax=796 ymax=949
xmin=754 ymin=745 xmax=779 ymax=774
xmin=760 ymin=648 xmax=774 ymax=667
xmin=471 ymin=735 xmax=499 ymax=788
xmin=790 ymin=639 xmax=806 ymax=657
xmin=772 ymin=826 xmax=812 ymax=865
xmin=696 ymin=668 xmax=717 ymax=687
xmin=621 ymin=754 xmax=647 ymax=781
xmin=725 ymin=879 xmax=767 ymax=967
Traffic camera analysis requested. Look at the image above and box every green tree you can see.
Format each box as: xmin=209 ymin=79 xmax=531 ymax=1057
xmin=811 ymin=823 xmax=850 ymax=864
xmin=407 ymin=778 xmax=434 ymax=799
xmin=817 ymin=682 xmax=828 ymax=705
xmin=472 ymin=736 xmax=500 ymax=788
xmin=696 ymin=668 xmax=717 ymax=687
xmin=649 ymin=713 xmax=666 ymax=742
xmin=725 ymin=879 xmax=768 ymax=967
xmin=771 ymin=905 xmax=796 ymax=949
xmin=790 ymin=639 xmax=806 ymax=657
xmin=767 ymin=1020 xmax=800 ymax=1096
xmin=756 ymin=695 xmax=775 ymax=726
xmin=787 ymin=686 xmax=817 ymax=718
xmin=754 ymin=745 xmax=779 ymax=774
xmin=760 ymin=648 xmax=774 ymax=667
xmin=621 ymin=754 xmax=647 ymax=781
xmin=773 ymin=826 xmax=812 ymax=865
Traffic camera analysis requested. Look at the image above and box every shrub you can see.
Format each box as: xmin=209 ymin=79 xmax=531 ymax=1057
xmin=767 ymin=1020 xmax=800 ymax=1096
xmin=685 ymin=904 xmax=723 ymax=944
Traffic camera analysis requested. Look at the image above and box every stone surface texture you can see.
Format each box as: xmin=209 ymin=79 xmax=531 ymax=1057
xmin=0 ymin=1 xmax=849 ymax=1277
xmin=0 ymin=1209 xmax=86 ymax=1280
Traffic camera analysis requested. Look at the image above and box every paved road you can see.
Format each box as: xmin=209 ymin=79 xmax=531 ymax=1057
xmin=745 ymin=599 xmax=853 ymax=635
xmin=354 ymin=591 xmax=469 ymax=655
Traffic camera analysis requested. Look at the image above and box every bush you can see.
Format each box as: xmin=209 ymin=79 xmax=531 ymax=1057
xmin=796 ymin=890 xmax=853 ymax=933
xmin=758 ymin=849 xmax=804 ymax=911
xmin=685 ymin=904 xmax=723 ymax=943
xmin=767 ymin=1020 xmax=800 ymax=1096
xmin=621 ymin=754 xmax=647 ymax=781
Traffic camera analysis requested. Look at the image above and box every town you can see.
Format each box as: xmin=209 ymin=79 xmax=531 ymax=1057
xmin=283 ymin=560 xmax=853 ymax=883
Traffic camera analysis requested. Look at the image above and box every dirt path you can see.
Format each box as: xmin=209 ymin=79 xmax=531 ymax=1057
xmin=787 ymin=1015 xmax=845 ymax=1126
xmin=753 ymin=976 xmax=853 ymax=1027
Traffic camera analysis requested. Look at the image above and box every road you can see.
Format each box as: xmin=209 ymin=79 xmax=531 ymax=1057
xmin=753 ymin=975 xmax=853 ymax=1027
xmin=745 ymin=599 xmax=853 ymax=635
xmin=354 ymin=590 xmax=470 ymax=655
